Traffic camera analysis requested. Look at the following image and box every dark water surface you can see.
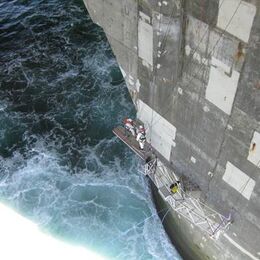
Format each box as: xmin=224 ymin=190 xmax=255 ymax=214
xmin=0 ymin=0 xmax=181 ymax=259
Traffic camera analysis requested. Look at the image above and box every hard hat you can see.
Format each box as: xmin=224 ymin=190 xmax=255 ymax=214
xmin=124 ymin=118 xmax=132 ymax=124
xmin=139 ymin=125 xmax=145 ymax=133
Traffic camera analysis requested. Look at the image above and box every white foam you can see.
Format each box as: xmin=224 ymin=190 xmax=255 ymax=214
xmin=0 ymin=10 xmax=181 ymax=257
xmin=0 ymin=203 xmax=105 ymax=260
xmin=0 ymin=142 xmax=181 ymax=259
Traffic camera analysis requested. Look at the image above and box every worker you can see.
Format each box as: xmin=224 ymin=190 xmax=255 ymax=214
xmin=136 ymin=125 xmax=146 ymax=150
xmin=123 ymin=118 xmax=136 ymax=137
xmin=170 ymin=181 xmax=180 ymax=194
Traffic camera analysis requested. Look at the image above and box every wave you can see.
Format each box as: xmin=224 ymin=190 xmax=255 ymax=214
xmin=0 ymin=138 xmax=180 ymax=259
xmin=0 ymin=0 xmax=181 ymax=259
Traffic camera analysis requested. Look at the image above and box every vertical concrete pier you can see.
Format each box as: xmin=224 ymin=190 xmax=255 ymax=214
xmin=83 ymin=1 xmax=260 ymax=259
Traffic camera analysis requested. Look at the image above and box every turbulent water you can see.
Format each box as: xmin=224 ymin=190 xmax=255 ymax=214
xmin=0 ymin=0 xmax=181 ymax=259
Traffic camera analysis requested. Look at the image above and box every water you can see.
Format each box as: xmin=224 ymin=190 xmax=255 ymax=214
xmin=0 ymin=0 xmax=181 ymax=259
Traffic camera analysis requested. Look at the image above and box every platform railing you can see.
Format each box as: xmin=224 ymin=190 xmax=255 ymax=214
xmin=113 ymin=125 xmax=231 ymax=238
xmin=142 ymin=160 xmax=232 ymax=238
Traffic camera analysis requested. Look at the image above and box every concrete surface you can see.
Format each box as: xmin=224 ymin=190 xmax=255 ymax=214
xmin=83 ymin=0 xmax=260 ymax=259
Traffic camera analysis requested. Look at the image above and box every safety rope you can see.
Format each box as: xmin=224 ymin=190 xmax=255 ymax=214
xmin=108 ymin=207 xmax=168 ymax=246
xmin=150 ymin=0 xmax=243 ymax=129
xmin=182 ymin=0 xmax=227 ymax=75
xmin=161 ymin=207 xmax=171 ymax=223
xmin=146 ymin=0 xmax=227 ymax=130
xmin=149 ymin=4 xmax=179 ymax=144
xmin=144 ymin=0 xmax=244 ymax=228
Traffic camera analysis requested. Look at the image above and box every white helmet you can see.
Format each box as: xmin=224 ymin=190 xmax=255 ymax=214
xmin=139 ymin=125 xmax=145 ymax=133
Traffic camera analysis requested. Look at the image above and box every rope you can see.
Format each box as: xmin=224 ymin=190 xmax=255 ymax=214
xmin=224 ymin=173 xmax=253 ymax=223
xmin=235 ymin=176 xmax=252 ymax=203
xmin=137 ymin=0 xmax=223 ymax=119
xmin=161 ymin=207 xmax=171 ymax=223
xmin=156 ymin=165 xmax=175 ymax=184
xmin=149 ymin=5 xmax=178 ymax=144
xmin=146 ymin=0 xmax=227 ymax=129
xmin=188 ymin=0 xmax=243 ymax=192
xmin=108 ymin=207 xmax=168 ymax=245
xmin=182 ymin=0 xmax=226 ymax=75
xmin=150 ymin=0 xmax=243 ymax=129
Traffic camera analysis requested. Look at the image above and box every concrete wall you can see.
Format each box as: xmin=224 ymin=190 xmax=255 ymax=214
xmin=83 ymin=0 xmax=260 ymax=259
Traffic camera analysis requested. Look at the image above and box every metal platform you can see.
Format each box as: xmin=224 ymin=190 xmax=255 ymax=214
xmin=113 ymin=125 xmax=232 ymax=238
xmin=113 ymin=126 xmax=152 ymax=161
xmin=144 ymin=160 xmax=232 ymax=238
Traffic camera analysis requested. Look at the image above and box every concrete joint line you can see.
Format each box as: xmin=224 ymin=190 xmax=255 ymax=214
xmin=223 ymin=234 xmax=259 ymax=260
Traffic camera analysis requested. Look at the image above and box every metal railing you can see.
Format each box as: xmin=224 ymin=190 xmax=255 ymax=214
xmin=143 ymin=159 xmax=232 ymax=238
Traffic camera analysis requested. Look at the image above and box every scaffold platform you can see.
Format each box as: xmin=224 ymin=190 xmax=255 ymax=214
xmin=113 ymin=126 xmax=153 ymax=161
xmin=113 ymin=124 xmax=232 ymax=238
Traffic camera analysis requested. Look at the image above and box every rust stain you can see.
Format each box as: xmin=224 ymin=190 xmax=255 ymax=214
xmin=255 ymin=81 xmax=260 ymax=90
xmin=234 ymin=42 xmax=244 ymax=61
xmin=251 ymin=142 xmax=256 ymax=152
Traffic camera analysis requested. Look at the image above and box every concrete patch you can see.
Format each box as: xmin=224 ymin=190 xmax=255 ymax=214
xmin=138 ymin=12 xmax=153 ymax=68
xmin=223 ymin=162 xmax=255 ymax=200
xmin=139 ymin=11 xmax=151 ymax=23
xmin=137 ymin=99 xmax=176 ymax=160
xmin=217 ymin=0 xmax=256 ymax=43
xmin=206 ymin=57 xmax=240 ymax=115
xmin=177 ymin=87 xmax=183 ymax=95
xmin=203 ymin=106 xmax=209 ymax=112
xmin=163 ymin=1 xmax=168 ymax=6
xmin=136 ymin=79 xmax=141 ymax=92
xmin=247 ymin=131 xmax=260 ymax=168
xmin=191 ymin=156 xmax=196 ymax=164
xmin=227 ymin=124 xmax=233 ymax=131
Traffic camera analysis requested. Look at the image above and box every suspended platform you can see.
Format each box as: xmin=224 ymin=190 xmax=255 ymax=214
xmin=113 ymin=124 xmax=232 ymax=238
xmin=113 ymin=126 xmax=153 ymax=161
xmin=142 ymin=160 xmax=232 ymax=238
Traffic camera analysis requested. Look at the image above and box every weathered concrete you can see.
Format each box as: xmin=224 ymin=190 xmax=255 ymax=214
xmin=83 ymin=0 xmax=260 ymax=259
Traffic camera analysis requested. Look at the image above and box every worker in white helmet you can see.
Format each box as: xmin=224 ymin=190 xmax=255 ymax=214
xmin=136 ymin=125 xmax=146 ymax=150
xmin=123 ymin=118 xmax=136 ymax=137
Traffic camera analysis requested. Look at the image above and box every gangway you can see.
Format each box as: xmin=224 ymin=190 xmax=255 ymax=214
xmin=113 ymin=125 xmax=232 ymax=238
